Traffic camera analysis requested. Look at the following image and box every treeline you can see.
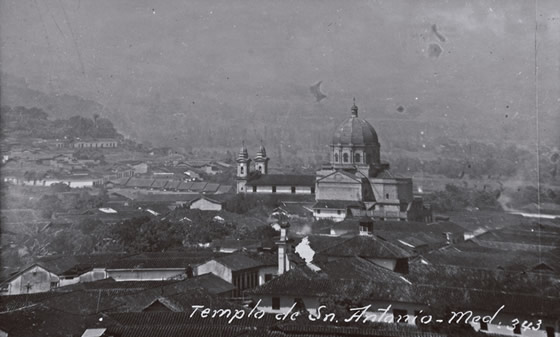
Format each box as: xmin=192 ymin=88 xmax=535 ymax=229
xmin=1 ymin=105 xmax=121 ymax=140
xmin=423 ymin=184 xmax=502 ymax=212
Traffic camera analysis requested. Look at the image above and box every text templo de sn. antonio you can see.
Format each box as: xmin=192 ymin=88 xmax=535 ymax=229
xmin=190 ymin=302 xmax=543 ymax=332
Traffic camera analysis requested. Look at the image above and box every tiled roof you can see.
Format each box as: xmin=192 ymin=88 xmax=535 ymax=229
xmin=317 ymin=235 xmax=412 ymax=259
xmin=106 ymin=255 xmax=217 ymax=270
xmin=297 ymin=235 xmax=349 ymax=253
xmin=0 ymin=292 xmax=64 ymax=312
xmin=0 ymin=304 xmax=99 ymax=337
xmin=215 ymin=185 xmax=234 ymax=194
xmin=246 ymin=174 xmax=315 ymax=187
xmin=189 ymin=182 xmax=207 ymax=191
xmin=116 ymin=286 xmax=236 ymax=312
xmin=423 ymin=249 xmax=560 ymax=273
xmin=248 ymin=266 xmax=411 ymax=301
xmin=312 ymin=199 xmax=365 ymax=209
xmin=164 ymin=181 xmax=181 ymax=189
xmin=407 ymin=262 xmax=560 ymax=298
xmin=39 ymin=290 xmax=124 ymax=314
xmin=126 ymin=178 xmax=155 ymax=188
xmin=32 ymin=254 xmax=127 ymax=275
xmin=214 ymin=252 xmax=268 ymax=271
xmin=132 ymin=193 xmax=199 ymax=203
xmin=316 ymin=257 xmax=408 ymax=283
xmin=150 ymin=179 xmax=169 ymax=188
xmin=211 ymin=239 xmax=262 ymax=251
xmin=177 ymin=181 xmax=194 ymax=191
xmin=202 ymin=183 xmax=220 ymax=193
xmin=105 ymin=324 xmax=260 ymax=337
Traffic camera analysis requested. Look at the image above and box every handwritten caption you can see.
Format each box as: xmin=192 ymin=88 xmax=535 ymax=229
xmin=190 ymin=301 xmax=543 ymax=332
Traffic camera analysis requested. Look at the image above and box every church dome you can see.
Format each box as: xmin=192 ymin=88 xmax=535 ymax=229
xmin=332 ymin=102 xmax=379 ymax=146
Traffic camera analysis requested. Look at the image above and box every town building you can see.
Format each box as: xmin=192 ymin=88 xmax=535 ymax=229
xmin=235 ymin=100 xmax=432 ymax=222
xmin=236 ymin=143 xmax=315 ymax=195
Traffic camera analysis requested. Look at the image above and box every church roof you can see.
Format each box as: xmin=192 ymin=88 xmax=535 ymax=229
xmin=332 ymin=103 xmax=379 ymax=146
xmin=246 ymin=174 xmax=315 ymax=187
xmin=312 ymin=200 xmax=365 ymax=209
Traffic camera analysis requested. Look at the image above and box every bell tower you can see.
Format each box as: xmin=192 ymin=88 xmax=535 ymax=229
xmin=236 ymin=141 xmax=251 ymax=193
xmin=254 ymin=142 xmax=269 ymax=175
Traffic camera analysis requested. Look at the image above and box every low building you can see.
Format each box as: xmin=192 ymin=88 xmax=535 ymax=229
xmin=0 ymin=255 xmax=121 ymax=295
xmin=196 ymin=252 xmax=278 ymax=297
xmin=189 ymin=196 xmax=224 ymax=211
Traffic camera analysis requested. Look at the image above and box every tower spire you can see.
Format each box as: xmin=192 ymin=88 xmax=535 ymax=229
xmin=351 ymin=98 xmax=358 ymax=117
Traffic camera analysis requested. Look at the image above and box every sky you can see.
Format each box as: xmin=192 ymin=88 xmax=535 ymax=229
xmin=1 ymin=0 xmax=558 ymax=147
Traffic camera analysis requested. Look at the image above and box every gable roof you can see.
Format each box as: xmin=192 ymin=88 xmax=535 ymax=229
xmin=317 ymin=235 xmax=412 ymax=259
xmin=246 ymin=174 xmax=315 ymax=187
xmin=316 ymin=169 xmax=362 ymax=183
xmin=312 ymin=199 xmax=365 ymax=210
xmin=213 ymin=253 xmax=268 ymax=271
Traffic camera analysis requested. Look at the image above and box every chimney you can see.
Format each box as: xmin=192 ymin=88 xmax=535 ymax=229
xmin=358 ymin=216 xmax=374 ymax=236
xmin=276 ymin=220 xmax=291 ymax=275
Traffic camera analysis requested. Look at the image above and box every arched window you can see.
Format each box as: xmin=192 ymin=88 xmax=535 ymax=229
xmin=343 ymin=153 xmax=349 ymax=163
xmin=354 ymin=153 xmax=361 ymax=163
xmin=334 ymin=153 xmax=339 ymax=162
xmin=240 ymin=166 xmax=244 ymax=175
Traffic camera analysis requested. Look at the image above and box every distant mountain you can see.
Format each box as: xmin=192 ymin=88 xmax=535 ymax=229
xmin=1 ymin=75 xmax=108 ymax=120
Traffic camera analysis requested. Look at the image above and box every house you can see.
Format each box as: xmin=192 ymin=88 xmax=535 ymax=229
xmin=0 ymin=254 xmax=123 ymax=295
xmin=105 ymin=250 xmax=221 ymax=281
xmin=189 ymin=196 xmax=224 ymax=211
xmin=210 ymin=239 xmax=263 ymax=253
xmin=71 ymin=138 xmax=119 ymax=149
xmin=196 ymin=252 xmax=278 ymax=297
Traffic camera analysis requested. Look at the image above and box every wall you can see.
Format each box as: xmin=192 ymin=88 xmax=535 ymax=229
xmin=245 ymin=185 xmax=314 ymax=194
xmin=196 ymin=260 xmax=232 ymax=283
xmin=106 ymin=269 xmax=186 ymax=281
xmin=316 ymin=182 xmax=362 ymax=201
xmin=313 ymin=208 xmax=347 ymax=222
xmin=1 ymin=265 xmax=59 ymax=295
xmin=190 ymin=198 xmax=222 ymax=211
xmin=258 ymin=266 xmax=278 ymax=285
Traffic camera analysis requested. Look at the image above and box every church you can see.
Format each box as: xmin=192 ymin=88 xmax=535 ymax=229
xmin=236 ymin=100 xmax=432 ymax=223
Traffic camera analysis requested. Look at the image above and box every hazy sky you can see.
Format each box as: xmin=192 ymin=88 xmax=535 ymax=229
xmin=1 ymin=0 xmax=558 ymax=145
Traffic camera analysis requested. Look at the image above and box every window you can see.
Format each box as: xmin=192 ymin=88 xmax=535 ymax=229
xmin=316 ymin=209 xmax=321 ymax=214
xmin=337 ymin=210 xmax=341 ymax=215
xmin=354 ymin=153 xmax=361 ymax=163
xmin=272 ymin=186 xmax=276 ymax=193
xmin=0 ymin=284 xmax=8 ymax=293
xmin=272 ymin=297 xmax=280 ymax=310
xmin=480 ymin=322 xmax=488 ymax=331
xmin=240 ymin=166 xmax=244 ymax=174
xmin=291 ymin=186 xmax=296 ymax=194
xmin=253 ymin=186 xmax=257 ymax=192
xmin=393 ymin=309 xmax=407 ymax=323
xmin=50 ymin=282 xmax=59 ymax=289
xmin=343 ymin=153 xmax=349 ymax=163
xmin=334 ymin=153 xmax=339 ymax=162
xmin=386 ymin=193 xmax=390 ymax=199
xmin=311 ymin=187 xmax=315 ymax=194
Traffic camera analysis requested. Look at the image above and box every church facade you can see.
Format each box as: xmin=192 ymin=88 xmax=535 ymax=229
xmin=236 ymin=101 xmax=432 ymax=223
